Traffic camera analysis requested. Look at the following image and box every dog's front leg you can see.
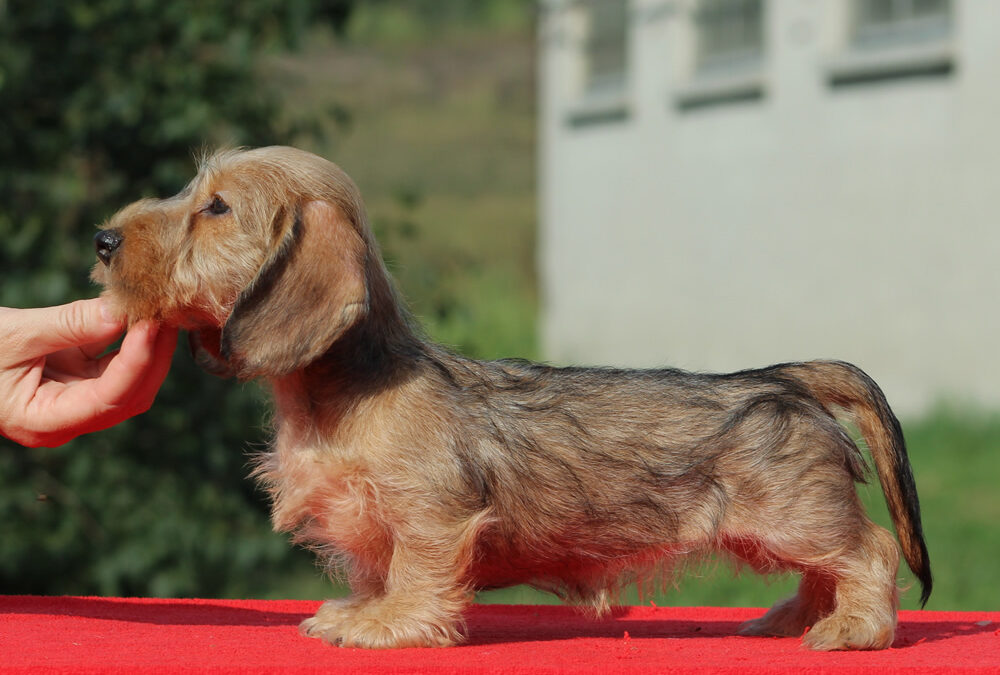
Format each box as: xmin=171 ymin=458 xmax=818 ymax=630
xmin=304 ymin=511 xmax=487 ymax=649
xmin=338 ymin=542 xmax=472 ymax=648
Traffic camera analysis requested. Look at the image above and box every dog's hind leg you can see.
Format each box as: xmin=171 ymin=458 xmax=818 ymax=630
xmin=801 ymin=521 xmax=899 ymax=650
xmin=738 ymin=569 xmax=836 ymax=639
xmin=737 ymin=518 xmax=899 ymax=650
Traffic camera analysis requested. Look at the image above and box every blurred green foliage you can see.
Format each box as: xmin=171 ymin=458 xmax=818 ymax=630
xmin=280 ymin=2 xmax=539 ymax=361
xmin=0 ymin=0 xmax=539 ymax=600
xmin=0 ymin=0 xmax=354 ymax=307
xmin=0 ymin=0 xmax=356 ymax=597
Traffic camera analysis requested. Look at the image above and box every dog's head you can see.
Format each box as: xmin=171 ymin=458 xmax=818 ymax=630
xmin=92 ymin=146 xmax=372 ymax=379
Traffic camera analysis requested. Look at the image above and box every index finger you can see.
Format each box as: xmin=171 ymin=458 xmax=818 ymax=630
xmin=91 ymin=321 xmax=178 ymax=412
xmin=3 ymin=299 xmax=124 ymax=363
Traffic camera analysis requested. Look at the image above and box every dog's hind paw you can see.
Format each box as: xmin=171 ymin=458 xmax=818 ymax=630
xmin=802 ymin=614 xmax=894 ymax=651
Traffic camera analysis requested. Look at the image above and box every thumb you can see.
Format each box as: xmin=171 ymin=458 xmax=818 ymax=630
xmin=11 ymin=298 xmax=125 ymax=360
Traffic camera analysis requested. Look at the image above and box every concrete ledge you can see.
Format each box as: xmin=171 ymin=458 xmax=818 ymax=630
xmin=826 ymin=41 xmax=955 ymax=87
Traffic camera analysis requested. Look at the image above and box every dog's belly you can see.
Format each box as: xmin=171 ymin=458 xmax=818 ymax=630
xmin=466 ymin=531 xmax=683 ymax=595
xmin=469 ymin=557 xmax=609 ymax=592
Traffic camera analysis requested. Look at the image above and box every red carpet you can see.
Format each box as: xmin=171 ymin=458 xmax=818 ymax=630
xmin=1 ymin=596 xmax=998 ymax=673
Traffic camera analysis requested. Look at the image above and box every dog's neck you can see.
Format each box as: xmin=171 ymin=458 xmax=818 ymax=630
xmin=267 ymin=266 xmax=425 ymax=436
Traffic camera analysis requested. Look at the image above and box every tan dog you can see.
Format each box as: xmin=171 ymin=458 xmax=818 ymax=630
xmin=92 ymin=146 xmax=931 ymax=650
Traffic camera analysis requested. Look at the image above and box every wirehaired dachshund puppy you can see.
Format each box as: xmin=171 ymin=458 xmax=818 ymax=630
xmin=92 ymin=146 xmax=931 ymax=650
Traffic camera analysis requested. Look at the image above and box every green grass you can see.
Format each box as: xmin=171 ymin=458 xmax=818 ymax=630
xmin=882 ymin=410 xmax=1000 ymax=610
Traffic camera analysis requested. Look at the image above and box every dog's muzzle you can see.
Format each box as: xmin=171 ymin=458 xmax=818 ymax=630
xmin=94 ymin=229 xmax=124 ymax=266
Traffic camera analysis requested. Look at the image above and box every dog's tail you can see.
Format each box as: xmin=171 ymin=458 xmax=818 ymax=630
xmin=779 ymin=360 xmax=932 ymax=607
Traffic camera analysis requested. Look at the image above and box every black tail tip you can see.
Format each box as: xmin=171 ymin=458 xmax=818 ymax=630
xmin=918 ymin=575 xmax=933 ymax=608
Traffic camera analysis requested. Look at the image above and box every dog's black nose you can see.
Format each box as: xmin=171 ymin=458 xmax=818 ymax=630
xmin=94 ymin=229 xmax=123 ymax=266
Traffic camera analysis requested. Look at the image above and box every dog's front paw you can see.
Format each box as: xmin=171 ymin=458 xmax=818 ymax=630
xmin=300 ymin=598 xmax=360 ymax=645
xmin=338 ymin=612 xmax=460 ymax=649
xmin=301 ymin=596 xmax=462 ymax=648
xmin=300 ymin=617 xmax=342 ymax=645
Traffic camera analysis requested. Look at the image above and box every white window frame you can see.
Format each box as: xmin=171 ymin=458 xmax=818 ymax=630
xmin=565 ymin=0 xmax=631 ymax=125
xmin=674 ymin=0 xmax=767 ymax=111
xmin=582 ymin=0 xmax=629 ymax=96
xmin=826 ymin=0 xmax=955 ymax=86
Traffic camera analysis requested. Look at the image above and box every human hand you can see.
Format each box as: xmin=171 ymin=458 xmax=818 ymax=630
xmin=0 ymin=298 xmax=178 ymax=447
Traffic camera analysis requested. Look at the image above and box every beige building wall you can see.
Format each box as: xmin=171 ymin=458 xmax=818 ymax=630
xmin=539 ymin=0 xmax=1000 ymax=417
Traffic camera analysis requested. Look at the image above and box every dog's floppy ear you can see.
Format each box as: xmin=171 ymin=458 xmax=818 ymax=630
xmin=218 ymin=200 xmax=369 ymax=378
xmin=189 ymin=327 xmax=235 ymax=378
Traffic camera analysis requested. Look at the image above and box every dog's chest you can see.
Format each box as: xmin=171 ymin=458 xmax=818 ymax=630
xmin=259 ymin=432 xmax=387 ymax=557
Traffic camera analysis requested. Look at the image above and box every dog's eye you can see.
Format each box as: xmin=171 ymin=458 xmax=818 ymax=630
xmin=205 ymin=195 xmax=230 ymax=216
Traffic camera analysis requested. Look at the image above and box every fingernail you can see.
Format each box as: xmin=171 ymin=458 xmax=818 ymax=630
xmin=98 ymin=297 xmax=121 ymax=325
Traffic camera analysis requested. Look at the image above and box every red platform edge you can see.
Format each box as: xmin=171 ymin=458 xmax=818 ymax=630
xmin=1 ymin=596 xmax=998 ymax=674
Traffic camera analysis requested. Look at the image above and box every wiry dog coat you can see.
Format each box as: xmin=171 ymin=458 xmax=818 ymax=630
xmin=93 ymin=146 xmax=931 ymax=650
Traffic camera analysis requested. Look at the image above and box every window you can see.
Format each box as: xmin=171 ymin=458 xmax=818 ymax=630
xmin=694 ymin=0 xmax=765 ymax=73
xmin=674 ymin=0 xmax=766 ymax=110
xmin=826 ymin=0 xmax=953 ymax=86
xmin=852 ymin=0 xmax=952 ymax=46
xmin=582 ymin=0 xmax=628 ymax=96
